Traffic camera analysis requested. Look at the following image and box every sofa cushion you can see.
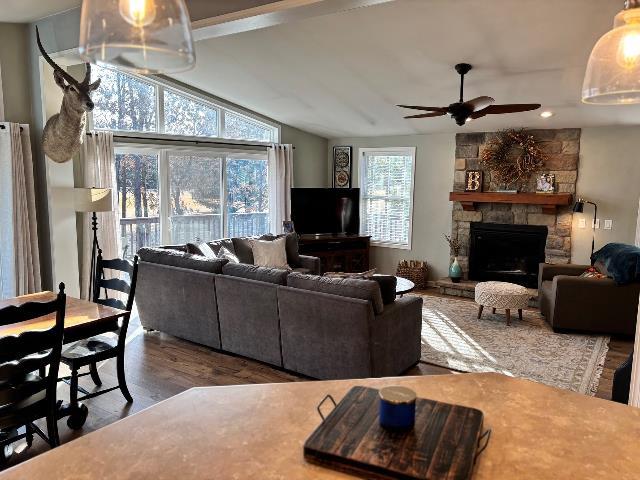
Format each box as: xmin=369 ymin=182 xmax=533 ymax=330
xmin=287 ymin=273 xmax=384 ymax=315
xmin=591 ymin=243 xmax=640 ymax=285
xmin=207 ymin=238 xmax=236 ymax=256
xmin=217 ymin=246 xmax=240 ymax=263
xmin=222 ymin=262 xmax=289 ymax=285
xmin=137 ymin=247 xmax=227 ymax=273
xmin=250 ymin=237 xmax=290 ymax=270
xmin=231 ymin=237 xmax=256 ymax=264
xmin=260 ymin=233 xmax=301 ymax=267
xmin=371 ymin=275 xmax=397 ymax=304
xmin=186 ymin=242 xmax=217 ymax=259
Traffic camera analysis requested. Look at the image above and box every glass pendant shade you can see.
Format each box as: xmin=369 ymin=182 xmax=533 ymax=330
xmin=582 ymin=6 xmax=640 ymax=104
xmin=79 ymin=0 xmax=195 ymax=74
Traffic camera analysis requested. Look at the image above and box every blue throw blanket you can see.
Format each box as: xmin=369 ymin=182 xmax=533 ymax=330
xmin=591 ymin=243 xmax=640 ymax=285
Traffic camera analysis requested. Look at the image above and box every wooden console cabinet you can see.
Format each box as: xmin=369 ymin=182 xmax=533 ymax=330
xmin=298 ymin=234 xmax=370 ymax=274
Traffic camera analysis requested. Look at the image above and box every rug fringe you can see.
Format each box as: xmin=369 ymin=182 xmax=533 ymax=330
xmin=587 ymin=337 xmax=610 ymax=396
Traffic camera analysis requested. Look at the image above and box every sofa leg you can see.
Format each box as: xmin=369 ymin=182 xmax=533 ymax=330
xmin=477 ymin=305 xmax=483 ymax=319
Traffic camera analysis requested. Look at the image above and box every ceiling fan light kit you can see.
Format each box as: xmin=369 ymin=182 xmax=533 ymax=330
xmin=582 ymin=0 xmax=640 ymax=104
xmin=79 ymin=0 xmax=195 ymax=74
xmin=398 ymin=63 xmax=541 ymax=126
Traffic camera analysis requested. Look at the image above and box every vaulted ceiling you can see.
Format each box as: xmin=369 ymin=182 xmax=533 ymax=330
xmin=174 ymin=0 xmax=640 ymax=138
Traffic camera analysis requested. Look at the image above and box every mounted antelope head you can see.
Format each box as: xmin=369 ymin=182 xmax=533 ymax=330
xmin=36 ymin=27 xmax=101 ymax=164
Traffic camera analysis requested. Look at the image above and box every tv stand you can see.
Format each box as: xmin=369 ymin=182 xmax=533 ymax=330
xmin=298 ymin=234 xmax=370 ymax=274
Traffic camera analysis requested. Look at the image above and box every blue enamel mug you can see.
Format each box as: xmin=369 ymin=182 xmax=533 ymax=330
xmin=379 ymin=386 xmax=416 ymax=430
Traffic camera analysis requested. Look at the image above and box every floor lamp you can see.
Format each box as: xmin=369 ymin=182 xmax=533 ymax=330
xmin=73 ymin=188 xmax=114 ymax=300
xmin=573 ymin=197 xmax=598 ymax=259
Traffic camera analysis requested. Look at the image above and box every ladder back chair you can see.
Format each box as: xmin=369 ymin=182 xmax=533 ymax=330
xmin=60 ymin=251 xmax=138 ymax=430
xmin=0 ymin=283 xmax=66 ymax=465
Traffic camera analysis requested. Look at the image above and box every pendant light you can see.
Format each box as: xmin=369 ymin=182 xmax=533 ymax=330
xmin=79 ymin=0 xmax=195 ymax=74
xmin=582 ymin=0 xmax=640 ymax=104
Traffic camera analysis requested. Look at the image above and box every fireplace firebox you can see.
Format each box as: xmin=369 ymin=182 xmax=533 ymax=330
xmin=468 ymin=222 xmax=548 ymax=288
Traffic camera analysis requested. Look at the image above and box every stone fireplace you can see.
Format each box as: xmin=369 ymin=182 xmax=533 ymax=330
xmin=448 ymin=128 xmax=581 ymax=287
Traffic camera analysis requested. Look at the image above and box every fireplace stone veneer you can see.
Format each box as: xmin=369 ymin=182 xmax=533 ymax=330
xmin=450 ymin=129 xmax=581 ymax=280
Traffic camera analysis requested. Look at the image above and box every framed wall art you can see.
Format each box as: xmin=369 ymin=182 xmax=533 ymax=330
xmin=333 ymin=146 xmax=352 ymax=188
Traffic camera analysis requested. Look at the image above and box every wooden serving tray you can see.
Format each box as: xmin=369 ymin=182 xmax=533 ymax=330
xmin=304 ymin=386 xmax=487 ymax=480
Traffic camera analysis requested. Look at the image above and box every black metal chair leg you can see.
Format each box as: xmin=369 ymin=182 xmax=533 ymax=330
xmin=26 ymin=424 xmax=34 ymax=447
xmin=116 ymin=353 xmax=133 ymax=403
xmin=89 ymin=362 xmax=102 ymax=387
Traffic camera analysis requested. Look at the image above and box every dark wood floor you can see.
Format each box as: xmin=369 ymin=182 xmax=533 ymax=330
xmin=2 ymin=289 xmax=633 ymax=470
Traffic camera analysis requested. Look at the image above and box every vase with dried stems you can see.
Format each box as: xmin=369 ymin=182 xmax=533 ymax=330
xmin=444 ymin=234 xmax=463 ymax=283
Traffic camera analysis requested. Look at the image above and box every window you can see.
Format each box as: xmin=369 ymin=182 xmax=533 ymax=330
xmin=116 ymin=146 xmax=269 ymax=257
xmin=359 ymin=147 xmax=416 ymax=249
xmin=91 ymin=64 xmax=278 ymax=142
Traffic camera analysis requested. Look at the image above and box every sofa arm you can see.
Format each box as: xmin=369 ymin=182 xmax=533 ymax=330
xmin=370 ymin=295 xmax=423 ymax=377
xmin=298 ymin=255 xmax=321 ymax=275
xmin=538 ymin=263 xmax=588 ymax=290
xmin=550 ymin=275 xmax=640 ymax=335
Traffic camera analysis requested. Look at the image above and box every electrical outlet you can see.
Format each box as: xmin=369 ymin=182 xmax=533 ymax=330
xmin=604 ymin=219 xmax=613 ymax=230
xmin=578 ymin=218 xmax=586 ymax=229
xmin=592 ymin=219 xmax=600 ymax=229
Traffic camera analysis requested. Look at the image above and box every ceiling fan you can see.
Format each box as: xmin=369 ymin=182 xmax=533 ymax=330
xmin=398 ymin=63 xmax=541 ymax=126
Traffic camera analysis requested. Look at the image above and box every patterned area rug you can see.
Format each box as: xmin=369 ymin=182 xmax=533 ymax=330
xmin=418 ymin=294 xmax=610 ymax=395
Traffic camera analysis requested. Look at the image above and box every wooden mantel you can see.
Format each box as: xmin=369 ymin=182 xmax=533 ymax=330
xmin=449 ymin=192 xmax=573 ymax=215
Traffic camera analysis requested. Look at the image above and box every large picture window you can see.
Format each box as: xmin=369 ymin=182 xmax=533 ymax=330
xmin=116 ymin=146 xmax=269 ymax=257
xmin=91 ymin=64 xmax=278 ymax=142
xmin=359 ymin=147 xmax=416 ymax=249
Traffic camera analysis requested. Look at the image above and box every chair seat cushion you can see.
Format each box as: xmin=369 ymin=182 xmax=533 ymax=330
xmin=62 ymin=334 xmax=117 ymax=363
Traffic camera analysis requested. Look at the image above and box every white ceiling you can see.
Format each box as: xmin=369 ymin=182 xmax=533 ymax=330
xmin=0 ymin=0 xmax=80 ymax=22
xmin=173 ymin=0 xmax=640 ymax=138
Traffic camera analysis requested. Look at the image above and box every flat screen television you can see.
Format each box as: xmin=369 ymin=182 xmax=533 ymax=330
xmin=290 ymin=188 xmax=360 ymax=235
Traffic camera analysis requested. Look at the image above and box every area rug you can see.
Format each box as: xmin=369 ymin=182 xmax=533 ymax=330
xmin=418 ymin=294 xmax=610 ymax=395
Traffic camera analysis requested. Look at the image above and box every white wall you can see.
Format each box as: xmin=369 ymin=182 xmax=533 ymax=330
xmin=329 ymin=134 xmax=455 ymax=279
xmin=572 ymin=126 xmax=640 ymax=264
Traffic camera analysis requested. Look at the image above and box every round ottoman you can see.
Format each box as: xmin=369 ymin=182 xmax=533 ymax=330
xmin=474 ymin=281 xmax=529 ymax=326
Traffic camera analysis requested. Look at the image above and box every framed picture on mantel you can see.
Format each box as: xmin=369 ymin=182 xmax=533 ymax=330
xmin=333 ymin=146 xmax=352 ymax=188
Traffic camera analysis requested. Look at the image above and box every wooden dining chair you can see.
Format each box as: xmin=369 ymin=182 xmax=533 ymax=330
xmin=0 ymin=284 xmax=66 ymax=466
xmin=59 ymin=251 xmax=138 ymax=429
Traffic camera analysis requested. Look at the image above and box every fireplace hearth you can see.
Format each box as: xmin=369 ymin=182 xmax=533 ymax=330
xmin=468 ymin=222 xmax=548 ymax=288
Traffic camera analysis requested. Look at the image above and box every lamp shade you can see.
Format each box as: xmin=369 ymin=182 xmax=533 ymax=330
xmin=78 ymin=0 xmax=195 ymax=74
xmin=582 ymin=6 xmax=640 ymax=104
xmin=73 ymin=188 xmax=114 ymax=213
xmin=572 ymin=199 xmax=585 ymax=213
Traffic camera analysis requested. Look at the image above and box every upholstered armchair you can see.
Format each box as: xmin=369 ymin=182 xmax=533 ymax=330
xmin=538 ymin=263 xmax=640 ymax=336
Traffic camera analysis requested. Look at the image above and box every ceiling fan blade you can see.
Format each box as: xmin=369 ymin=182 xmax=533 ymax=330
xmin=404 ymin=111 xmax=447 ymax=119
xmin=463 ymin=96 xmax=495 ymax=112
xmin=397 ymin=104 xmax=449 ymax=112
xmin=471 ymin=103 xmax=541 ymax=118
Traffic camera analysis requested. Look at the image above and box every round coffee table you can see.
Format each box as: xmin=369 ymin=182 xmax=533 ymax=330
xmin=474 ymin=281 xmax=529 ymax=326
xmin=395 ymin=276 xmax=415 ymax=297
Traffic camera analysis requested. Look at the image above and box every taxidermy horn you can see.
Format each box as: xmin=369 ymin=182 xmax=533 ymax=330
xmin=36 ymin=27 xmax=101 ymax=164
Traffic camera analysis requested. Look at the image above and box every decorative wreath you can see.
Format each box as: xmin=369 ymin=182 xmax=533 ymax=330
xmin=480 ymin=129 xmax=545 ymax=188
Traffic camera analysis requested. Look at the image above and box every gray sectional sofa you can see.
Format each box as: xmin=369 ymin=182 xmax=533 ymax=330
xmin=135 ymin=242 xmax=423 ymax=380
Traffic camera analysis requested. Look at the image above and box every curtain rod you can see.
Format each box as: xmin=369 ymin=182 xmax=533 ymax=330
xmin=85 ymin=132 xmax=294 ymax=149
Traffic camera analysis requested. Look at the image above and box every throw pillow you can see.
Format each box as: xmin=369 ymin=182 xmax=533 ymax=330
xmin=217 ymin=246 xmax=240 ymax=263
xmin=580 ymin=266 xmax=607 ymax=280
xmin=259 ymin=233 xmax=301 ymax=267
xmin=250 ymin=237 xmax=290 ymax=270
xmin=186 ymin=242 xmax=217 ymax=259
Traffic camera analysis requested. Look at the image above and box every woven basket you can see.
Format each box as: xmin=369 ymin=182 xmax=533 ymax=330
xmin=396 ymin=260 xmax=428 ymax=289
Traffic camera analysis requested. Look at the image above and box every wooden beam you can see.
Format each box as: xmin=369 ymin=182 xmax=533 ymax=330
xmin=192 ymin=0 xmax=396 ymax=40
xmin=449 ymin=192 xmax=573 ymax=215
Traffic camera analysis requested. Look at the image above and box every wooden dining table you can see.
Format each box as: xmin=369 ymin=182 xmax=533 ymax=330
xmin=0 ymin=291 xmax=128 ymax=341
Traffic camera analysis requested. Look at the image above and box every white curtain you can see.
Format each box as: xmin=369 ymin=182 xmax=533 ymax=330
xmin=267 ymin=144 xmax=293 ymax=234
xmin=0 ymin=123 xmax=41 ymax=298
xmin=79 ymin=131 xmax=119 ymax=299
